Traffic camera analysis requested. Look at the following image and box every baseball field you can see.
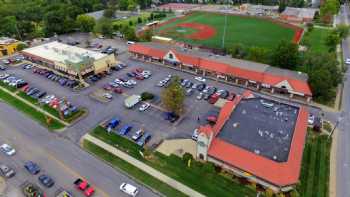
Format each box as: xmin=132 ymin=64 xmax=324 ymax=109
xmin=154 ymin=12 xmax=302 ymax=50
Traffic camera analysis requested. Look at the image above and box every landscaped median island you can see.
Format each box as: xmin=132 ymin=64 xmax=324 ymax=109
xmin=84 ymin=126 xmax=257 ymax=197
xmin=296 ymin=130 xmax=331 ymax=197
xmin=0 ymin=88 xmax=64 ymax=130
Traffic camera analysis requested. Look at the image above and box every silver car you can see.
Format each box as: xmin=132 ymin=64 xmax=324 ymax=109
xmin=0 ymin=164 xmax=15 ymax=178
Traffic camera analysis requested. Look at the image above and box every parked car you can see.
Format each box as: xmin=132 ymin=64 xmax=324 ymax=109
xmin=132 ymin=129 xmax=144 ymax=141
xmin=227 ymin=92 xmax=236 ymax=101
xmin=139 ymin=103 xmax=150 ymax=111
xmin=74 ymin=178 xmax=95 ymax=197
xmin=0 ymin=164 xmax=15 ymax=178
xmin=24 ymin=161 xmax=40 ymax=175
xmin=120 ymin=183 xmax=139 ymax=197
xmin=38 ymin=174 xmax=55 ymax=188
xmin=119 ymin=125 xmax=132 ymax=135
xmin=137 ymin=132 xmax=151 ymax=146
xmin=209 ymin=93 xmax=220 ymax=104
xmin=196 ymin=92 xmax=204 ymax=100
xmin=114 ymin=87 xmax=123 ymax=94
xmin=107 ymin=118 xmax=120 ymax=129
xmin=185 ymin=88 xmax=194 ymax=96
xmin=346 ymin=58 xmax=350 ymax=65
xmin=308 ymin=114 xmax=315 ymax=125
xmin=103 ymin=93 xmax=113 ymax=100
xmin=0 ymin=144 xmax=16 ymax=156
xmin=164 ymin=112 xmax=179 ymax=123
xmin=194 ymin=76 xmax=206 ymax=82
xmin=192 ymin=129 xmax=199 ymax=141
xmin=207 ymin=115 xmax=217 ymax=124
xmin=0 ymin=65 xmax=6 ymax=70
xmin=22 ymin=182 xmax=45 ymax=197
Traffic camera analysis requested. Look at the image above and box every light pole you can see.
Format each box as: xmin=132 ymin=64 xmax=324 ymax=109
xmin=328 ymin=113 xmax=344 ymax=139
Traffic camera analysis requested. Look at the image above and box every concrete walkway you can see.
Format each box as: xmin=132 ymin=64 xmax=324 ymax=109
xmin=83 ymin=134 xmax=205 ymax=197
xmin=0 ymin=86 xmax=69 ymax=126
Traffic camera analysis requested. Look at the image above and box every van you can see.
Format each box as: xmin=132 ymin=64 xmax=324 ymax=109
xmin=127 ymin=41 xmax=135 ymax=45
xmin=120 ymin=183 xmax=138 ymax=196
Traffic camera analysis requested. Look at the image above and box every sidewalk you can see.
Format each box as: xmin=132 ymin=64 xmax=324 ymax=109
xmin=83 ymin=134 xmax=205 ymax=197
xmin=0 ymin=86 xmax=69 ymax=126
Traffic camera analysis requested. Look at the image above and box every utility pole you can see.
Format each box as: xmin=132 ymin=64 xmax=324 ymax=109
xmin=328 ymin=114 xmax=343 ymax=139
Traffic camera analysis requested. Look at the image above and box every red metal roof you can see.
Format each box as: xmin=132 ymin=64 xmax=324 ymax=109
xmin=128 ymin=44 xmax=312 ymax=96
xmin=207 ymin=101 xmax=309 ymax=187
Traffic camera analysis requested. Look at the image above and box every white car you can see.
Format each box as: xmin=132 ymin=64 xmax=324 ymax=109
xmin=192 ymin=129 xmax=199 ymax=141
xmin=308 ymin=114 xmax=315 ymax=125
xmin=139 ymin=103 xmax=150 ymax=111
xmin=194 ymin=76 xmax=206 ymax=82
xmin=0 ymin=144 xmax=16 ymax=156
xmin=103 ymin=93 xmax=113 ymax=100
xmin=120 ymin=183 xmax=139 ymax=196
xmin=0 ymin=73 xmax=10 ymax=80
xmin=345 ymin=58 xmax=350 ymax=65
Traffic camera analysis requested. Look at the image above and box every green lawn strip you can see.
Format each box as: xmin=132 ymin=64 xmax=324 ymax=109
xmin=0 ymin=81 xmax=17 ymax=92
xmin=90 ymin=126 xmax=256 ymax=197
xmin=155 ymin=12 xmax=295 ymax=49
xmin=17 ymin=91 xmax=38 ymax=104
xmin=17 ymin=91 xmax=83 ymax=123
xmin=297 ymin=132 xmax=331 ymax=197
xmin=0 ymin=89 xmax=64 ymax=130
xmin=83 ymin=140 xmax=187 ymax=197
xmin=303 ymin=28 xmax=331 ymax=54
xmin=90 ymin=126 xmax=144 ymax=160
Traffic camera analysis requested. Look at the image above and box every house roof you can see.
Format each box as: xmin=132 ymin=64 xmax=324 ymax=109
xmin=129 ymin=43 xmax=312 ymax=96
xmin=204 ymin=91 xmax=309 ymax=187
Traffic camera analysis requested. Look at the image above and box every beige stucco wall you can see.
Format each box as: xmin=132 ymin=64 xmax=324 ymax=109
xmin=93 ymin=54 xmax=117 ymax=74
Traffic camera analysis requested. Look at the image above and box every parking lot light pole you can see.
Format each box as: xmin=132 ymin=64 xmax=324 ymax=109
xmin=328 ymin=115 xmax=343 ymax=139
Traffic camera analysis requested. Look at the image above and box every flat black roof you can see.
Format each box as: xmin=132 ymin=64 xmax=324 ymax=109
xmin=217 ymin=98 xmax=299 ymax=162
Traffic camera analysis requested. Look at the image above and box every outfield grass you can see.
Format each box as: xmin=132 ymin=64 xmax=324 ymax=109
xmin=89 ymin=126 xmax=256 ymax=197
xmin=297 ymin=130 xmax=331 ymax=197
xmin=0 ymin=89 xmax=64 ymax=130
xmin=303 ymin=27 xmax=331 ymax=54
xmin=155 ymin=12 xmax=296 ymax=49
xmin=83 ymin=140 xmax=187 ymax=197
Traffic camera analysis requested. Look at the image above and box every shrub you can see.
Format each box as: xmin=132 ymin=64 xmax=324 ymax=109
xmin=182 ymin=152 xmax=193 ymax=164
xmin=137 ymin=17 xmax=142 ymax=24
xmin=202 ymin=162 xmax=215 ymax=174
xmin=141 ymin=92 xmax=154 ymax=101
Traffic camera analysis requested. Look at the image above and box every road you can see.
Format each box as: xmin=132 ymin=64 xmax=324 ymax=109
xmin=336 ymin=4 xmax=350 ymax=197
xmin=0 ymin=102 xmax=158 ymax=197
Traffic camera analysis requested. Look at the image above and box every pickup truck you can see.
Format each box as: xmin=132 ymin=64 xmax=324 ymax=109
xmin=22 ymin=182 xmax=45 ymax=197
xmin=74 ymin=178 xmax=95 ymax=197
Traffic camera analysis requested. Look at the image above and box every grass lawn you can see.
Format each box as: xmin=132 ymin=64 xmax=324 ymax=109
xmin=297 ymin=130 xmax=331 ymax=197
xmin=0 ymin=89 xmax=64 ymax=130
xmin=17 ymin=91 xmax=38 ymax=104
xmin=0 ymin=81 xmax=18 ymax=92
xmin=89 ymin=126 xmax=256 ymax=197
xmin=303 ymin=27 xmax=331 ymax=54
xmin=155 ymin=12 xmax=296 ymax=49
xmin=112 ymin=12 xmax=151 ymax=27
xmin=83 ymin=140 xmax=187 ymax=197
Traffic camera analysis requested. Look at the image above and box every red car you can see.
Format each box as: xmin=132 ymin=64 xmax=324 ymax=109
xmin=227 ymin=92 xmax=236 ymax=101
xmin=74 ymin=178 xmax=95 ymax=197
xmin=103 ymin=84 xmax=112 ymax=91
xmin=135 ymin=75 xmax=144 ymax=80
xmin=135 ymin=68 xmax=143 ymax=73
xmin=207 ymin=115 xmax=217 ymax=123
xmin=114 ymin=87 xmax=123 ymax=94
xmin=209 ymin=93 xmax=220 ymax=104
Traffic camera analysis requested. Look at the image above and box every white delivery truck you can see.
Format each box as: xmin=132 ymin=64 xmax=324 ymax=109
xmin=124 ymin=95 xmax=141 ymax=108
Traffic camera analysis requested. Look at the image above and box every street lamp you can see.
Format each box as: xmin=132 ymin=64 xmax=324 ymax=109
xmin=328 ymin=113 xmax=344 ymax=139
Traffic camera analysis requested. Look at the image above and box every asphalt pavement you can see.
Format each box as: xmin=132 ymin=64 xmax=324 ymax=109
xmin=336 ymin=4 xmax=350 ymax=197
xmin=0 ymin=102 xmax=158 ymax=197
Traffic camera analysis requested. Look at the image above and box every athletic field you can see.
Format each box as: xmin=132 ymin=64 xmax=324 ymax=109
xmin=154 ymin=12 xmax=301 ymax=50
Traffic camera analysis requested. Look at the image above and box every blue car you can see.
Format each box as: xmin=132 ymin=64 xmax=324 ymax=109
xmin=24 ymin=161 xmax=40 ymax=175
xmin=119 ymin=125 xmax=132 ymax=136
xmin=107 ymin=118 xmax=120 ymax=129
xmin=137 ymin=132 xmax=151 ymax=146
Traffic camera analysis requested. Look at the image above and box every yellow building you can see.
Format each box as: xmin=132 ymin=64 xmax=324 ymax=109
xmin=0 ymin=37 xmax=20 ymax=57
xmin=21 ymin=41 xmax=117 ymax=78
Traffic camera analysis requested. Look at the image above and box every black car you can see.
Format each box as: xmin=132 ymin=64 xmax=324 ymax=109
xmin=196 ymin=83 xmax=206 ymax=91
xmin=38 ymin=174 xmax=55 ymax=188
xmin=0 ymin=65 xmax=6 ymax=70
xmin=220 ymin=90 xmax=229 ymax=99
xmin=24 ymin=161 xmax=40 ymax=175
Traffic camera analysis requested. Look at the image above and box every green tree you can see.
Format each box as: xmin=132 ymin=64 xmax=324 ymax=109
xmin=127 ymin=0 xmax=137 ymax=11
xmin=93 ymin=3 xmax=105 ymax=11
xmin=325 ymin=30 xmax=340 ymax=52
xmin=320 ymin=0 xmax=340 ymax=24
xmin=16 ymin=43 xmax=28 ymax=51
xmin=119 ymin=0 xmax=129 ymax=10
xmin=95 ymin=18 xmax=113 ymax=37
xmin=247 ymin=47 xmax=270 ymax=64
xmin=271 ymin=40 xmax=299 ymax=70
xmin=139 ymin=29 xmax=153 ymax=41
xmin=103 ymin=8 xmax=115 ymax=18
xmin=76 ymin=15 xmax=96 ymax=32
xmin=137 ymin=17 xmax=142 ymax=24
xmin=335 ymin=24 xmax=350 ymax=39
xmin=0 ymin=16 xmax=18 ymax=38
xmin=161 ymin=76 xmax=185 ymax=115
